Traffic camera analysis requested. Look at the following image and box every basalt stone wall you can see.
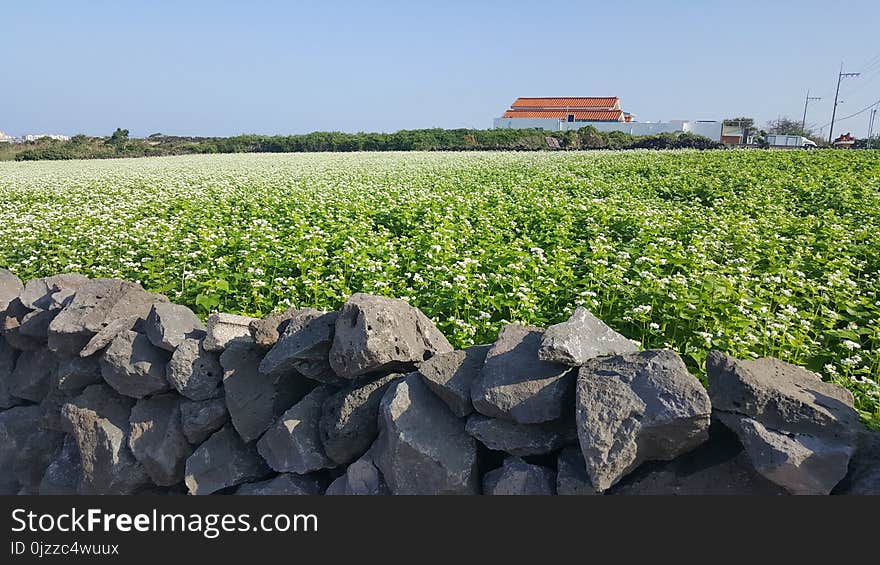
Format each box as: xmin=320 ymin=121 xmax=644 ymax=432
xmin=0 ymin=270 xmax=876 ymax=496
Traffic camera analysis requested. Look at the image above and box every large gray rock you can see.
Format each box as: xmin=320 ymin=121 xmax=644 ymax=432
xmin=8 ymin=348 xmax=57 ymax=402
xmin=576 ymin=350 xmax=712 ymax=492
xmin=836 ymin=432 xmax=880 ymax=495
xmin=609 ymin=425 xmax=788 ymax=495
xmin=0 ymin=269 xmax=23 ymax=316
xmin=18 ymin=308 xmax=62 ymax=340
xmin=0 ymin=405 xmax=45 ymax=493
xmin=204 ymin=313 xmax=256 ymax=352
xmin=166 ymin=338 xmax=223 ymax=400
xmin=257 ymin=385 xmax=338 ymax=474
xmin=180 ymin=397 xmax=229 ymax=445
xmin=715 ymin=412 xmax=850 ymax=495
xmin=249 ymin=306 xmax=302 ymax=349
xmin=418 ymin=345 xmax=489 ymax=417
xmin=539 ymin=307 xmax=638 ymax=365
xmin=39 ymin=435 xmax=83 ymax=495
xmin=2 ymin=298 xmax=44 ymax=350
xmin=325 ymin=451 xmax=389 ymax=495
xmin=184 ymin=424 xmax=270 ymax=495
xmin=129 ymin=393 xmax=194 ymax=486
xmin=482 ymin=457 xmax=556 ymax=495
xmin=56 ymin=355 xmax=103 ymax=391
xmin=260 ymin=309 xmax=342 ymax=384
xmin=374 ymin=374 xmax=479 ymax=494
xmin=236 ymin=473 xmax=326 ymax=495
xmin=100 ymin=330 xmax=172 ymax=398
xmin=556 ymin=446 xmax=599 ymax=495
xmin=60 ymin=384 xmax=151 ymax=494
xmin=319 ymin=373 xmax=403 ymax=465
xmin=471 ymin=324 xmax=574 ymax=424
xmin=79 ymin=315 xmax=143 ymax=357
xmin=48 ymin=278 xmax=167 ymax=357
xmin=145 ymin=303 xmax=206 ymax=352
xmin=465 ymin=414 xmax=576 ymax=456
xmin=329 ymin=293 xmax=453 ymax=379
xmin=707 ymin=351 xmax=861 ymax=495
xmin=14 ymin=426 xmax=66 ymax=491
xmin=0 ymin=338 xmax=22 ymax=409
xmin=19 ymin=273 xmax=88 ymax=310
xmin=221 ymin=340 xmax=314 ymax=442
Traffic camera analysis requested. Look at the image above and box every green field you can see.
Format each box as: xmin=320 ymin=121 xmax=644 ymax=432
xmin=1 ymin=150 xmax=878 ymax=426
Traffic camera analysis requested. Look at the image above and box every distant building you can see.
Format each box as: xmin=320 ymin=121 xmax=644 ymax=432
xmin=23 ymin=134 xmax=70 ymax=142
xmin=0 ymin=130 xmax=14 ymax=143
xmin=500 ymin=97 xmax=630 ymax=123
xmin=493 ymin=96 xmax=722 ymax=141
xmin=832 ymin=132 xmax=855 ymax=149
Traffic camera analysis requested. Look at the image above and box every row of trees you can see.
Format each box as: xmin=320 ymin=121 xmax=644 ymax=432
xmin=13 ymin=127 xmax=722 ymax=161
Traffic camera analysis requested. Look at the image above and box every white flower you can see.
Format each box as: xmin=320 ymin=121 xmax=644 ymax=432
xmin=842 ymin=340 xmax=861 ymax=351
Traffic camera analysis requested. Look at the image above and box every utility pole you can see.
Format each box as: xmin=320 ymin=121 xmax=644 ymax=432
xmin=829 ymin=63 xmax=860 ymax=143
xmin=801 ymin=90 xmax=821 ymax=133
xmin=868 ymin=105 xmax=878 ymax=149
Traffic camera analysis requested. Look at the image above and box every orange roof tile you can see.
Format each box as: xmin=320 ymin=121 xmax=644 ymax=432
xmin=502 ymin=109 xmax=624 ymax=121
xmin=511 ymin=97 xmax=620 ymax=110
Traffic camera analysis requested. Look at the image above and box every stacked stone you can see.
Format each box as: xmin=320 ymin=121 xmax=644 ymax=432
xmin=0 ymin=270 xmax=875 ymax=496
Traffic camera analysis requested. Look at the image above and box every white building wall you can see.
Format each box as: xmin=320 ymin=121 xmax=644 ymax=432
xmin=492 ymin=117 xmax=723 ymax=141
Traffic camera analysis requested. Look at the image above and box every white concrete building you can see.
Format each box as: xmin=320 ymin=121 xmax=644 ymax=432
xmin=23 ymin=134 xmax=70 ymax=142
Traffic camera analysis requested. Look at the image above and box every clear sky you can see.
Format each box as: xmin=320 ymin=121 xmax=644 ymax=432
xmin=4 ymin=0 xmax=880 ymax=138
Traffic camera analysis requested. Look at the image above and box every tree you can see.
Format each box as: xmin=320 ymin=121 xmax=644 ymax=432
xmin=108 ymin=128 xmax=129 ymax=143
xmin=766 ymin=117 xmax=812 ymax=137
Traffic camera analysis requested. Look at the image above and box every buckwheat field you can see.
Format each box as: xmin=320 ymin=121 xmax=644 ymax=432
xmin=1 ymin=150 xmax=878 ymax=426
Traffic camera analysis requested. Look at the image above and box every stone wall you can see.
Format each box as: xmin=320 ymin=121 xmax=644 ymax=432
xmin=0 ymin=270 xmax=876 ymax=495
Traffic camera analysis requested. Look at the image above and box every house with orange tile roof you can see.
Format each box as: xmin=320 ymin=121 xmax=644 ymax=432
xmin=492 ymin=96 xmax=723 ymax=142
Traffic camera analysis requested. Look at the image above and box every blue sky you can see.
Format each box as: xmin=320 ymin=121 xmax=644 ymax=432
xmin=4 ymin=0 xmax=880 ymax=138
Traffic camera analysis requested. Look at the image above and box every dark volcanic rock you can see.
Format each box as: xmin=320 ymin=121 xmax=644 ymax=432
xmin=9 ymin=348 xmax=57 ymax=402
xmin=465 ymin=414 xmax=576 ymax=456
xmin=19 ymin=273 xmax=88 ymax=310
xmin=575 ymin=350 xmax=711 ymax=492
xmin=236 ymin=473 xmax=326 ymax=495
xmin=221 ymin=340 xmax=314 ymax=442
xmin=166 ymin=338 xmax=223 ymax=400
xmin=539 ymin=306 xmax=638 ymax=365
xmin=100 ymin=330 xmax=172 ymax=398
xmin=184 ymin=424 xmax=270 ymax=495
xmin=180 ymin=397 xmax=229 ymax=445
xmin=48 ymin=278 xmax=167 ymax=357
xmin=374 ymin=374 xmax=479 ymax=495
xmin=319 ymin=373 xmax=403 ymax=465
xmin=835 ymin=431 xmax=880 ymax=495
xmin=257 ymin=385 xmax=338 ymax=474
xmin=145 ymin=302 xmax=206 ymax=352
xmin=0 ymin=338 xmax=23 ymax=408
xmin=129 ymin=393 xmax=194 ymax=486
xmin=707 ymin=351 xmax=861 ymax=495
xmin=60 ymin=384 xmax=151 ymax=494
xmin=329 ymin=293 xmax=452 ymax=379
xmin=556 ymin=446 xmax=599 ymax=495
xmin=2 ymin=298 xmax=45 ymax=350
xmin=39 ymin=435 xmax=83 ymax=495
xmin=248 ymin=306 xmax=302 ymax=349
xmin=482 ymin=457 xmax=556 ymax=495
xmin=56 ymin=355 xmax=103 ymax=391
xmin=471 ymin=324 xmax=574 ymax=424
xmin=0 ymin=269 xmax=23 ymax=316
xmin=608 ymin=424 xmax=788 ymax=495
xmin=204 ymin=313 xmax=256 ymax=352
xmin=418 ymin=345 xmax=489 ymax=417
xmin=260 ymin=309 xmax=342 ymax=384
xmin=325 ymin=451 xmax=389 ymax=495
